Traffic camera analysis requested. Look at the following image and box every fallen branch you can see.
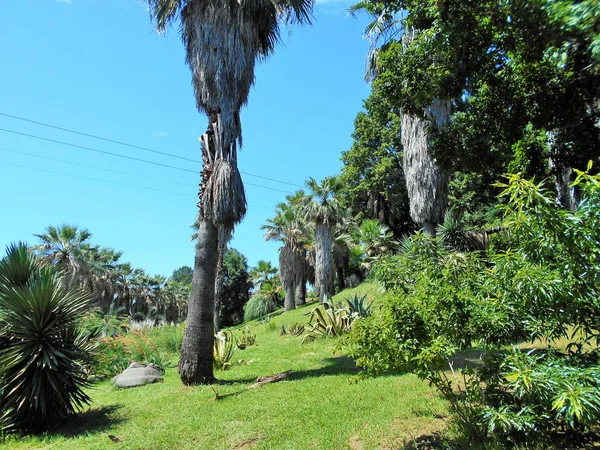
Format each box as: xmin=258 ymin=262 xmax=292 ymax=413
xmin=247 ymin=370 xmax=293 ymax=390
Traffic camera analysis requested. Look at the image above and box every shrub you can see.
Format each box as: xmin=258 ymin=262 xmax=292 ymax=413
xmin=80 ymin=304 xmax=129 ymax=337
xmin=345 ymin=170 xmax=600 ymax=446
xmin=0 ymin=243 xmax=96 ymax=434
xmin=244 ymin=291 xmax=275 ymax=322
xmin=94 ymin=330 xmax=174 ymax=377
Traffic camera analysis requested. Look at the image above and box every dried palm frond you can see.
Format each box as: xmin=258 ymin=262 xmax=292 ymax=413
xmin=202 ymin=159 xmax=247 ymax=231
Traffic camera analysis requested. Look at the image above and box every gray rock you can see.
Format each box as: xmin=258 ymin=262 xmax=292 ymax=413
xmin=111 ymin=362 xmax=163 ymax=388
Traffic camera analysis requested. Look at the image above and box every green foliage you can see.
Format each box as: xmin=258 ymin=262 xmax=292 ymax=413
xmin=345 ymin=294 xmax=373 ymax=318
xmin=303 ymin=298 xmax=355 ymax=342
xmin=80 ymin=305 xmax=129 ymax=338
xmin=346 ymin=171 xmax=600 ymax=445
xmin=249 ymin=260 xmax=283 ymax=309
xmin=213 ymin=331 xmax=235 ymax=371
xmin=339 ymin=91 xmax=411 ymax=236
xmin=265 ymin=320 xmax=278 ymax=332
xmin=0 ymin=243 xmax=95 ymax=434
xmin=217 ymin=248 xmax=252 ymax=327
xmin=171 ymin=265 xmax=193 ymax=285
xmin=94 ymin=337 xmax=132 ymax=377
xmin=94 ymin=330 xmax=174 ymax=377
xmin=438 ymin=349 xmax=600 ymax=446
xmin=288 ymin=322 xmax=305 ymax=336
xmin=243 ymin=291 xmax=276 ymax=322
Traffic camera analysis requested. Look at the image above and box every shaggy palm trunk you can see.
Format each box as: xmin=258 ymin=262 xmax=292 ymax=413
xmin=294 ymin=250 xmax=306 ymax=306
xmin=401 ymin=99 xmax=451 ymax=236
xmin=179 ymin=219 xmax=218 ymax=385
xmin=213 ymin=238 xmax=225 ymax=332
xmin=314 ymin=221 xmax=334 ymax=304
xmin=279 ymin=246 xmax=296 ymax=311
xmin=294 ymin=281 xmax=305 ymax=306
xmin=337 ymin=266 xmax=345 ymax=292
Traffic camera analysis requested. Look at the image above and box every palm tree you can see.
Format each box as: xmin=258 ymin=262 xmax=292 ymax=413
xmin=34 ymin=225 xmax=94 ymax=288
xmin=303 ymin=176 xmax=345 ymax=303
xmin=149 ymin=0 xmax=313 ymax=384
xmin=351 ymin=8 xmax=450 ymax=236
xmin=262 ymin=198 xmax=307 ymax=310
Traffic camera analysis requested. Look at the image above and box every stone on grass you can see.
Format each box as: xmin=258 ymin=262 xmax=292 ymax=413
xmin=111 ymin=362 xmax=163 ymax=388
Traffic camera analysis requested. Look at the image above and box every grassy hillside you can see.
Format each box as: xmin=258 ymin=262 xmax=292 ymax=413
xmin=1 ymin=284 xmax=448 ymax=450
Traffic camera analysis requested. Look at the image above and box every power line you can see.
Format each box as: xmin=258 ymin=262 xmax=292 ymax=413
xmin=0 ymin=112 xmax=304 ymax=188
xmin=0 ymin=127 xmax=293 ymax=194
xmin=0 ymin=146 xmax=280 ymax=205
xmin=0 ymin=160 xmax=276 ymax=210
xmin=0 ymin=147 xmax=190 ymax=188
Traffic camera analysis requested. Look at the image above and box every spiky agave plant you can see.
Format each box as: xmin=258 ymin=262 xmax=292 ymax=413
xmin=0 ymin=243 xmax=95 ymax=434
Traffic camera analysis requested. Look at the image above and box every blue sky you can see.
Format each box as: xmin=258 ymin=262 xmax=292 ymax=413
xmin=0 ymin=0 xmax=371 ymax=277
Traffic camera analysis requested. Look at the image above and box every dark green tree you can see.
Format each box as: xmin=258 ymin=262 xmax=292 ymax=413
xmin=216 ymin=248 xmax=252 ymax=327
xmin=171 ymin=266 xmax=193 ymax=286
xmin=356 ymin=0 xmax=600 ymax=212
xmin=339 ymin=92 xmax=411 ymax=236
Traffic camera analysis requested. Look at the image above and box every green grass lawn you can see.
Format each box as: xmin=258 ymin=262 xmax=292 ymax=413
xmin=1 ymin=284 xmax=448 ymax=450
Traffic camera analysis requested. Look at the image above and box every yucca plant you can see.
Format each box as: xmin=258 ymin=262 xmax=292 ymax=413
xmin=0 ymin=243 xmax=95 ymax=434
xmin=213 ymin=330 xmax=235 ymax=370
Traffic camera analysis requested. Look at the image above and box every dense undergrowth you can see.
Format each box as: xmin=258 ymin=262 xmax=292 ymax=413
xmin=345 ymin=171 xmax=600 ymax=448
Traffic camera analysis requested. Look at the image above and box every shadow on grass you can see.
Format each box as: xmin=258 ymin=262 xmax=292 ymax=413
xmin=50 ymin=404 xmax=125 ymax=438
xmin=288 ymin=355 xmax=362 ymax=381
xmin=210 ymin=356 xmax=362 ymax=401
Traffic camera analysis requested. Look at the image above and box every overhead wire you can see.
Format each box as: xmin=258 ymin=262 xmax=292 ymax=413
xmin=0 ymin=160 xmax=276 ymax=210
xmin=0 ymin=147 xmax=280 ymax=204
xmin=0 ymin=112 xmax=304 ymax=188
xmin=0 ymin=127 xmax=293 ymax=194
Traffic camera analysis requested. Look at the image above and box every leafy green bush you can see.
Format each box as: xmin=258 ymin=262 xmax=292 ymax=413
xmin=345 ymin=170 xmax=600 ymax=446
xmin=0 ymin=243 xmax=96 ymax=434
xmin=439 ymin=349 xmax=600 ymax=446
xmin=94 ymin=330 xmax=174 ymax=377
xmin=80 ymin=305 xmax=129 ymax=338
xmin=244 ymin=291 xmax=275 ymax=322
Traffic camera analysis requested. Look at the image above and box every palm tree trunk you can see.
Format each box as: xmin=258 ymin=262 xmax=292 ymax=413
xmin=284 ymin=284 xmax=295 ymax=311
xmin=213 ymin=241 xmax=225 ymax=332
xmin=315 ymin=222 xmax=334 ymax=304
xmin=337 ymin=266 xmax=345 ymax=292
xmin=294 ymin=282 xmax=305 ymax=306
xmin=179 ymin=219 xmax=218 ymax=385
xmin=294 ymin=249 xmax=306 ymax=306
xmin=422 ymin=221 xmax=436 ymax=237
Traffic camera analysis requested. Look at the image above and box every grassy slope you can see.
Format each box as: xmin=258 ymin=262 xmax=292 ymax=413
xmin=1 ymin=284 xmax=448 ymax=450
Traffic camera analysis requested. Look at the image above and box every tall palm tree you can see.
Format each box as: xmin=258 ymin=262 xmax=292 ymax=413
xmin=351 ymin=7 xmax=450 ymax=236
xmin=303 ymin=176 xmax=345 ymax=303
xmin=149 ymin=0 xmax=313 ymax=385
xmin=262 ymin=198 xmax=307 ymax=310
